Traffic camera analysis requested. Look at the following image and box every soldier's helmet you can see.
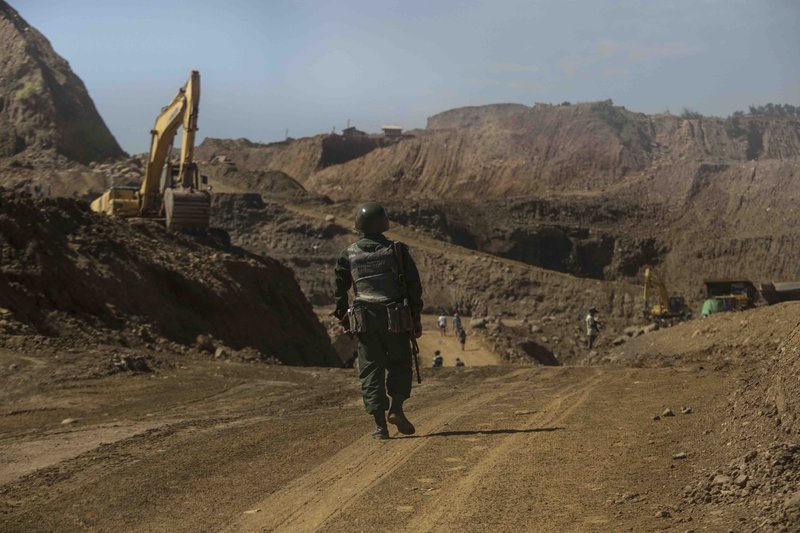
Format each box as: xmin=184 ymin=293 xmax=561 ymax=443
xmin=354 ymin=202 xmax=390 ymax=234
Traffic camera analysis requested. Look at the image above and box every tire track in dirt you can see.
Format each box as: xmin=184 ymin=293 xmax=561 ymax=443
xmin=227 ymin=368 xmax=601 ymax=532
xmin=226 ymin=369 xmax=534 ymax=532
xmin=401 ymin=369 xmax=606 ymax=532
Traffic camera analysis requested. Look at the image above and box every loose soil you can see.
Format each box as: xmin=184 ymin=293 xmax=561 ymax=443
xmin=2 ymin=304 xmax=799 ymax=532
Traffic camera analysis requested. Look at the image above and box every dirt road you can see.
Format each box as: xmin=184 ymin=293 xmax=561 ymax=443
xmin=0 ymin=347 xmax=749 ymax=532
xmin=417 ymin=314 xmax=501 ymax=367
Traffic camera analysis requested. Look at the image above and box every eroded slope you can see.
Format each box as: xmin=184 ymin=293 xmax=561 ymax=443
xmin=0 ymin=191 xmax=338 ymax=366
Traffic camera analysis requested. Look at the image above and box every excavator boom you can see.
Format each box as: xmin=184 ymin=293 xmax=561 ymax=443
xmin=642 ymin=266 xmax=691 ymax=323
xmin=643 ymin=267 xmax=670 ymax=310
xmin=90 ymin=71 xmax=210 ymax=230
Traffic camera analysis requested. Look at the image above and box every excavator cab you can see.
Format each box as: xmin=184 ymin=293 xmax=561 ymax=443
xmin=668 ymin=296 xmax=687 ymax=314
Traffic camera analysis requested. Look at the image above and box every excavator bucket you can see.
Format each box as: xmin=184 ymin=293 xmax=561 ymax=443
xmin=164 ymin=188 xmax=211 ymax=230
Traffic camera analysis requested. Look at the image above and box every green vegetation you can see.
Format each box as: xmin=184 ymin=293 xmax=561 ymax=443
xmin=0 ymin=115 xmax=24 ymax=157
xmin=744 ymin=103 xmax=800 ymax=118
xmin=680 ymin=108 xmax=704 ymax=119
xmin=590 ymin=99 xmax=644 ymax=148
xmin=724 ymin=103 xmax=799 ymax=141
xmin=15 ymin=78 xmax=43 ymax=101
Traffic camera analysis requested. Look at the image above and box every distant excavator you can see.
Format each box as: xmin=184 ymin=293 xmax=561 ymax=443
xmin=642 ymin=267 xmax=692 ymax=323
xmin=90 ymin=70 xmax=211 ymax=229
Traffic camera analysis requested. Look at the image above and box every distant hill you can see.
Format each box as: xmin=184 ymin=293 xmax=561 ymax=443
xmin=198 ymin=100 xmax=800 ymax=204
xmin=199 ymin=101 xmax=800 ymax=302
xmin=0 ymin=1 xmax=124 ymax=164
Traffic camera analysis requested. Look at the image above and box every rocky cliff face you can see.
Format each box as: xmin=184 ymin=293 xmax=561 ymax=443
xmin=303 ymin=102 xmax=800 ymax=203
xmin=0 ymin=1 xmax=124 ymax=164
xmin=200 ymin=101 xmax=800 ymax=207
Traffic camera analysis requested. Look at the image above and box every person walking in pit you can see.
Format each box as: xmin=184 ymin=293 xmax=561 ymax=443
xmin=585 ymin=307 xmax=602 ymax=349
xmin=333 ymin=202 xmax=423 ymax=440
xmin=453 ymin=312 xmax=463 ymax=335
xmin=457 ymin=326 xmax=467 ymax=351
xmin=437 ymin=313 xmax=447 ymax=336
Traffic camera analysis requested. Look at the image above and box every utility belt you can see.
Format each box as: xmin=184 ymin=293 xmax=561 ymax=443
xmin=348 ymin=301 xmax=415 ymax=334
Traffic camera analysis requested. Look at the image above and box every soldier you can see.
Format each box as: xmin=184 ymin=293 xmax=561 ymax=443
xmin=334 ymin=202 xmax=423 ymax=440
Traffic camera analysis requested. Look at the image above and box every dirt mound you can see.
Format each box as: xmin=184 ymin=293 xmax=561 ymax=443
xmin=688 ymin=305 xmax=800 ymax=530
xmin=0 ymin=190 xmax=338 ymax=366
xmin=196 ymin=133 xmax=407 ymax=190
xmin=589 ymin=302 xmax=800 ymax=529
xmin=196 ymin=137 xmax=324 ymax=184
xmin=606 ymin=302 xmax=800 ymax=366
xmin=199 ymin=156 xmax=330 ymax=204
xmin=0 ymin=2 xmax=123 ymax=164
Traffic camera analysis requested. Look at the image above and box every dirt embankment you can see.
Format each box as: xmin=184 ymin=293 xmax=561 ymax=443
xmin=600 ymin=303 xmax=800 ymax=528
xmin=0 ymin=191 xmax=338 ymax=366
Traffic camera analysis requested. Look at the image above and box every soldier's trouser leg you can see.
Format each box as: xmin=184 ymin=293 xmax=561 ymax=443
xmin=357 ymin=330 xmax=389 ymax=415
xmin=356 ymin=307 xmax=413 ymax=415
xmin=384 ymin=329 xmax=413 ymax=403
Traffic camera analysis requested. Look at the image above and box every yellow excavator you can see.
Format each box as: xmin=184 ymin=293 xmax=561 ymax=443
xmin=90 ymin=70 xmax=210 ymax=229
xmin=643 ymin=267 xmax=692 ymax=323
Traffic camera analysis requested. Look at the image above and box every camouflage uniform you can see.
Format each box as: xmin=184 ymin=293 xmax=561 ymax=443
xmin=334 ymin=233 xmax=423 ymax=426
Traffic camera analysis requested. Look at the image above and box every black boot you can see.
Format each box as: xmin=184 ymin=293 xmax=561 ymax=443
xmin=388 ymin=396 xmax=416 ymax=435
xmin=371 ymin=411 xmax=389 ymax=440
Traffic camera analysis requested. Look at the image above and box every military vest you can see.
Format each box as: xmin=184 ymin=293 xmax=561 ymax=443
xmin=347 ymin=241 xmax=402 ymax=304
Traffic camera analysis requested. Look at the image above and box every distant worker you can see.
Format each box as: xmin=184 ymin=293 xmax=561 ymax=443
xmin=334 ymin=202 xmax=423 ymax=440
xmin=455 ymin=357 xmax=465 ymax=367
xmin=437 ymin=314 xmax=447 ymax=336
xmin=453 ymin=312 xmax=463 ymax=334
xmin=457 ymin=327 xmax=467 ymax=351
xmin=585 ymin=307 xmax=602 ymax=349
xmin=432 ymin=350 xmax=444 ymax=368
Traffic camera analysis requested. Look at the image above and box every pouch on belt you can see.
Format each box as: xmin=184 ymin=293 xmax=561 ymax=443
xmin=348 ymin=306 xmax=369 ymax=334
xmin=386 ymin=303 xmax=414 ymax=334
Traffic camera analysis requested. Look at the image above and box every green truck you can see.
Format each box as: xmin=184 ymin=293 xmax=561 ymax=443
xmin=700 ymin=279 xmax=757 ymax=317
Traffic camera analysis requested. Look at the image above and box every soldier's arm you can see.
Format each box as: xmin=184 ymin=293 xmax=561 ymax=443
xmin=402 ymin=245 xmax=424 ymax=315
xmin=333 ymin=249 xmax=352 ymax=319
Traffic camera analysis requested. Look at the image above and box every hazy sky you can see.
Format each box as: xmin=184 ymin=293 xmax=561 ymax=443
xmin=13 ymin=0 xmax=800 ymax=154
